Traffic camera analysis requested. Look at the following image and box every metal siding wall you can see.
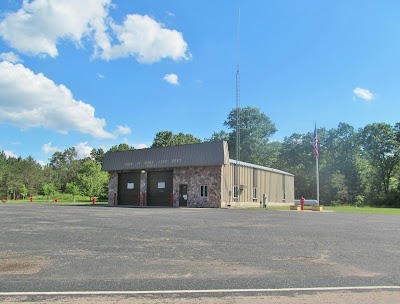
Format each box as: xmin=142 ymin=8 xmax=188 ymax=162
xmin=278 ymin=173 xmax=284 ymax=202
xmin=223 ymin=141 xmax=230 ymax=164
xmin=229 ymin=163 xmax=234 ymax=203
xmin=238 ymin=165 xmax=244 ymax=201
xmin=285 ymin=175 xmax=295 ymax=204
xmin=221 ymin=164 xmax=226 ymax=203
xmin=222 ymin=162 xmax=293 ymax=206
xmin=220 ymin=165 xmax=226 ymax=203
xmin=223 ymin=163 xmax=235 ymax=204
xmin=256 ymin=169 xmax=262 ymax=202
xmin=269 ymin=173 xmax=277 ymax=202
xmin=221 ymin=165 xmax=230 ymax=203
xmin=241 ymin=166 xmax=251 ymax=202
xmin=261 ymin=170 xmax=269 ymax=203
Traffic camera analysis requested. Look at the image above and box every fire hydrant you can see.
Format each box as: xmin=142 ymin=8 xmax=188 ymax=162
xmin=54 ymin=198 xmax=58 ymax=203
xmin=300 ymin=196 xmax=305 ymax=210
xmin=92 ymin=197 xmax=96 ymax=204
xmin=30 ymin=196 xmax=33 ymax=202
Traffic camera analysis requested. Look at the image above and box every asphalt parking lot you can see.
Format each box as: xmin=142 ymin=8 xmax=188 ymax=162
xmin=0 ymin=204 xmax=399 ymax=302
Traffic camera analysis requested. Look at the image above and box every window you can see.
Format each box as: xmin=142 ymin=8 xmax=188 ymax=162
xmin=127 ymin=183 xmax=134 ymax=189
xmin=233 ymin=186 xmax=239 ymax=198
xmin=253 ymin=187 xmax=257 ymax=200
xmin=200 ymin=185 xmax=208 ymax=198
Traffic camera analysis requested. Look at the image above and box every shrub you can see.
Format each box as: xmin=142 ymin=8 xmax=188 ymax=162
xmin=329 ymin=200 xmax=342 ymax=206
xmin=354 ymin=195 xmax=365 ymax=207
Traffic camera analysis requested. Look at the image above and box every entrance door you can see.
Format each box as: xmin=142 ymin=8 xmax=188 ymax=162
xmin=179 ymin=184 xmax=188 ymax=207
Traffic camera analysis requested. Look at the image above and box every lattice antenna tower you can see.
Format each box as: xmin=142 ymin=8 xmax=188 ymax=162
xmin=235 ymin=8 xmax=241 ymax=201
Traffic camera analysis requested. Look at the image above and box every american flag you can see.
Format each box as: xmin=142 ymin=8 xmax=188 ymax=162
xmin=314 ymin=123 xmax=319 ymax=158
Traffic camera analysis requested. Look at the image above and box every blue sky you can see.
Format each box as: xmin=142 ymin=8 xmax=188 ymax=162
xmin=1 ymin=0 xmax=399 ymax=164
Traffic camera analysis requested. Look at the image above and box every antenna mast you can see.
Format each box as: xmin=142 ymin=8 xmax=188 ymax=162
xmin=235 ymin=8 xmax=241 ymax=203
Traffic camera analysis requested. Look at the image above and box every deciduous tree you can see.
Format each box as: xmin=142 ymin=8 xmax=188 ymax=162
xmin=66 ymin=182 xmax=80 ymax=203
xmin=49 ymin=148 xmax=80 ymax=192
xmin=108 ymin=144 xmax=134 ymax=152
xmin=76 ymin=160 xmax=108 ymax=201
xmin=224 ymin=106 xmax=277 ymax=165
xmin=90 ymin=148 xmax=105 ymax=164
xmin=205 ymin=131 xmax=230 ymax=142
xmin=151 ymin=131 xmax=201 ymax=147
xmin=42 ymin=183 xmax=56 ymax=202
xmin=360 ymin=123 xmax=400 ymax=199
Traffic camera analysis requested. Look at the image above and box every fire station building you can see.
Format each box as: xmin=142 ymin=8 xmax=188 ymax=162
xmin=101 ymin=141 xmax=294 ymax=208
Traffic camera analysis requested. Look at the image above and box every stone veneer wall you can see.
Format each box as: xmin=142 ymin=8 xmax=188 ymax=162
xmin=108 ymin=173 xmax=118 ymax=206
xmin=173 ymin=166 xmax=222 ymax=208
xmin=140 ymin=170 xmax=147 ymax=206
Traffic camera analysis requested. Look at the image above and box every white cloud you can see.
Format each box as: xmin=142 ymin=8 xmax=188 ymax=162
xmin=100 ymin=14 xmax=190 ymax=63
xmin=0 ymin=0 xmax=112 ymax=58
xmin=74 ymin=142 xmax=93 ymax=159
xmin=37 ymin=160 xmax=46 ymax=167
xmin=114 ymin=125 xmax=131 ymax=135
xmin=135 ymin=143 xmax=148 ymax=149
xmin=0 ymin=61 xmax=114 ymax=138
xmin=163 ymin=73 xmax=179 ymax=85
xmin=97 ymin=73 xmax=105 ymax=79
xmin=0 ymin=1 xmax=190 ymax=63
xmin=42 ymin=142 xmax=60 ymax=154
xmin=3 ymin=150 xmax=16 ymax=158
xmin=353 ymin=87 xmax=375 ymax=101
xmin=0 ymin=51 xmax=22 ymax=63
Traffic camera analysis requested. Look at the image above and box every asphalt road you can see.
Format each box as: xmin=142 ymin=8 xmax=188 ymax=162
xmin=0 ymin=204 xmax=399 ymax=301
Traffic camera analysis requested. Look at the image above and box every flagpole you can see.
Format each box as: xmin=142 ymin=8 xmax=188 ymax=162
xmin=314 ymin=122 xmax=320 ymax=206
xmin=316 ymin=154 xmax=320 ymax=205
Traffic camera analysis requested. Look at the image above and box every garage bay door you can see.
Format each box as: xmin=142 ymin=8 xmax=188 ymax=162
xmin=147 ymin=171 xmax=173 ymax=207
xmin=118 ymin=172 xmax=141 ymax=205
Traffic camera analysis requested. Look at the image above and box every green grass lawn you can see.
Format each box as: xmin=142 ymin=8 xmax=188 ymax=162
xmin=1 ymin=199 xmax=108 ymax=205
xmin=235 ymin=205 xmax=400 ymax=215
xmin=323 ymin=205 xmax=400 ymax=215
xmin=266 ymin=205 xmax=400 ymax=215
xmin=1 ymin=193 xmax=109 ymax=205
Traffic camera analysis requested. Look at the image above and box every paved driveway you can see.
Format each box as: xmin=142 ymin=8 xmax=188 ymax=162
xmin=0 ymin=204 xmax=399 ymax=302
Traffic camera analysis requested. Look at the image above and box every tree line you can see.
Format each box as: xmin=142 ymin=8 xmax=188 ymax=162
xmin=0 ymin=144 xmax=133 ymax=202
xmin=1 ymin=106 xmax=399 ymax=207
